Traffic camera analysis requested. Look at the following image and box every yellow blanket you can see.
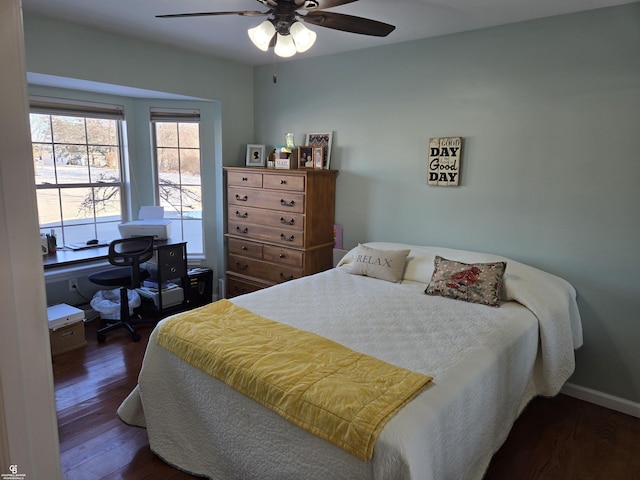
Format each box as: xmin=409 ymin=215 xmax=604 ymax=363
xmin=157 ymin=299 xmax=433 ymax=460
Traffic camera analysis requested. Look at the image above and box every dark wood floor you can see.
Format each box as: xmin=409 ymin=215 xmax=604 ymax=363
xmin=53 ymin=320 xmax=640 ymax=480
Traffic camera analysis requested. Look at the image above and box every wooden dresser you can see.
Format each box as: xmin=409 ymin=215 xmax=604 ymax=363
xmin=224 ymin=166 xmax=337 ymax=298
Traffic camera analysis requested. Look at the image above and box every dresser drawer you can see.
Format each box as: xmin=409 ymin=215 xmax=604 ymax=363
xmin=228 ymin=206 xmax=303 ymax=231
xmin=228 ymin=187 xmax=305 ymax=214
xmin=228 ymin=254 xmax=302 ymax=284
xmin=227 ymin=170 xmax=263 ymax=188
xmin=229 ymin=220 xmax=305 ymax=247
xmin=263 ymin=173 xmax=305 ymax=192
xmin=228 ymin=237 xmax=263 ymax=259
xmin=263 ymin=245 xmax=304 ymax=267
xmin=226 ymin=274 xmax=268 ymax=298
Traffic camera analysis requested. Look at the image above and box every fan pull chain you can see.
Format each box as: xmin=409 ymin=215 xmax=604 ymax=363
xmin=272 ymin=50 xmax=278 ymax=84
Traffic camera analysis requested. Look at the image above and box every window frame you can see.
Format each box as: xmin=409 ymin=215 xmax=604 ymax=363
xmin=29 ymin=96 xmax=127 ymax=247
xmin=150 ymin=108 xmax=204 ymax=255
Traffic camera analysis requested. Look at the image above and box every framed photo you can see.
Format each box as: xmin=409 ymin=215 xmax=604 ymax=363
xmin=297 ymin=146 xmax=314 ymax=169
xmin=313 ymin=146 xmax=324 ymax=169
xmin=304 ymin=132 xmax=333 ymax=169
xmin=246 ymin=144 xmax=266 ymax=167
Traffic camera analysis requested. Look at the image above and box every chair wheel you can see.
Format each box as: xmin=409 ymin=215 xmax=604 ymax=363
xmin=132 ymin=333 xmax=141 ymax=342
xmin=97 ymin=332 xmax=107 ymax=343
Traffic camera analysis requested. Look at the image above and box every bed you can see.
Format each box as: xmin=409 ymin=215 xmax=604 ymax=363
xmin=118 ymin=242 xmax=583 ymax=480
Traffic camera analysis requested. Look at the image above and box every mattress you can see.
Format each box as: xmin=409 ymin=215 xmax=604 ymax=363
xmin=118 ymin=243 xmax=582 ymax=480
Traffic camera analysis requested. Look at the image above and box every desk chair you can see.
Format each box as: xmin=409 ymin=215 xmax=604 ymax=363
xmin=89 ymin=236 xmax=154 ymax=342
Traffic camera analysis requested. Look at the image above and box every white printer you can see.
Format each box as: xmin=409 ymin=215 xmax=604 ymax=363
xmin=118 ymin=206 xmax=172 ymax=240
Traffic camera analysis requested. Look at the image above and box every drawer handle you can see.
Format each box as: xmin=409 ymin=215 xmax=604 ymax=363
xmin=280 ymin=217 xmax=295 ymax=225
xmin=279 ymin=253 xmax=286 ymax=258
xmin=241 ymin=246 xmax=248 ymax=251
xmin=234 ymin=286 xmax=247 ymax=294
xmin=236 ymin=226 xmax=249 ymax=234
xmin=236 ymin=262 xmax=248 ymax=270
xmin=236 ymin=194 xmax=248 ymax=201
xmin=280 ymin=179 xmax=286 ymax=185
xmin=280 ymin=199 xmax=295 ymax=207
xmin=235 ymin=210 xmax=248 ymax=218
xmin=280 ymin=233 xmax=295 ymax=242
xmin=242 ymin=177 xmax=248 ymax=182
xmin=280 ymin=273 xmax=294 ymax=281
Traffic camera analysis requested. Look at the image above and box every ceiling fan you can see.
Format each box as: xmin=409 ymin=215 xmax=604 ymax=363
xmin=157 ymin=0 xmax=396 ymax=58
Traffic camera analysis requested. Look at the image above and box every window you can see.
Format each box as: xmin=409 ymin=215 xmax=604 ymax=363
xmin=151 ymin=109 xmax=203 ymax=255
xmin=30 ymin=98 xmax=125 ymax=246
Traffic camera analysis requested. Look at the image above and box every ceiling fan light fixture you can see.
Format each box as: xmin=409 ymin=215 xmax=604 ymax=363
xmin=248 ymin=19 xmax=276 ymax=51
xmin=274 ymin=33 xmax=297 ymax=57
xmin=290 ymin=21 xmax=317 ymax=53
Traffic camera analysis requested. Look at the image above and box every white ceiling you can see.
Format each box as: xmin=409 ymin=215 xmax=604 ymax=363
xmin=22 ymin=0 xmax=637 ymax=66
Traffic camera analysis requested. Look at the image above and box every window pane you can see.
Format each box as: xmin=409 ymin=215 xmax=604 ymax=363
xmin=89 ymin=146 xmax=121 ymax=182
xmin=61 ymin=187 xmax=94 ymax=224
xmin=54 ymin=144 xmax=90 ymax=183
xmin=183 ymin=219 xmax=203 ymax=253
xmin=155 ymin=123 xmax=178 ymax=148
xmin=96 ymin=221 xmax=121 ymax=242
xmin=157 ymin=147 xmax=179 ymax=178
xmin=64 ymin=225 xmax=97 ymax=246
xmin=33 ymin=144 xmax=55 ymax=185
xmin=159 ymin=185 xmax=182 ymax=215
xmin=36 ymin=189 xmax=61 ymax=227
xmin=182 ymin=186 xmax=202 ymax=218
xmin=52 ymin=116 xmax=86 ymax=144
xmin=178 ymin=123 xmax=200 ymax=148
xmin=30 ymin=114 xmax=52 ymax=142
xmin=91 ymin=186 xmax=121 ymax=220
xmin=86 ymin=118 xmax=117 ymax=145
xmin=181 ymin=149 xmax=201 ymax=178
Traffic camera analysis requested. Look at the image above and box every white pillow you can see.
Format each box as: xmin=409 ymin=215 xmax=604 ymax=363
xmin=343 ymin=244 xmax=410 ymax=283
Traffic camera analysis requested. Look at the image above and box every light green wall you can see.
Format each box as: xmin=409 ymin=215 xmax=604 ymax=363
xmin=254 ymin=5 xmax=640 ymax=402
xmin=22 ymin=6 xmax=640 ymax=404
xmin=23 ymin=13 xmax=255 ymax=294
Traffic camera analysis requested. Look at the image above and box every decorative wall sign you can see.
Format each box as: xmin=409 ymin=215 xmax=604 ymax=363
xmin=427 ymin=137 xmax=462 ymax=186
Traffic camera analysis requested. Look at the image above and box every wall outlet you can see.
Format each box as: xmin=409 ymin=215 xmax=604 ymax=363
xmin=68 ymin=278 xmax=79 ymax=292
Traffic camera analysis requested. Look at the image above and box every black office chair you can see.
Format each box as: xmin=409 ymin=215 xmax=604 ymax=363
xmin=89 ymin=236 xmax=155 ymax=343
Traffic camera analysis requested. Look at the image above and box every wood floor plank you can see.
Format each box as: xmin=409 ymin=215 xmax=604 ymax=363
xmin=54 ymin=319 xmax=640 ymax=479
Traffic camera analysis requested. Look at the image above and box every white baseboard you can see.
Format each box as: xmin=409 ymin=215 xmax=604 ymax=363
xmin=561 ymin=382 xmax=640 ymax=418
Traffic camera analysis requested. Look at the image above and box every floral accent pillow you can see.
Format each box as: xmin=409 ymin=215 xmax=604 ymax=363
xmin=425 ymin=256 xmax=506 ymax=307
xmin=347 ymin=244 xmax=410 ymax=283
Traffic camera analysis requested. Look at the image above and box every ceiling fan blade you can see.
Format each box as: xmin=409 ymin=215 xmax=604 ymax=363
xmin=156 ymin=11 xmax=268 ymax=19
xmin=295 ymin=0 xmax=358 ymax=10
xmin=301 ymin=11 xmax=395 ymax=37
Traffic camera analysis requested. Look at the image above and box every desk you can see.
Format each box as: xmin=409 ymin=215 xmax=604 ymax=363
xmin=44 ymin=239 xmax=189 ymax=316
xmin=43 ymin=239 xmax=182 ymax=270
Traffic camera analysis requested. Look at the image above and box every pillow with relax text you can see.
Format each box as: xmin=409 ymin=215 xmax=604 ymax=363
xmin=347 ymin=244 xmax=410 ymax=283
xmin=425 ymin=256 xmax=506 ymax=307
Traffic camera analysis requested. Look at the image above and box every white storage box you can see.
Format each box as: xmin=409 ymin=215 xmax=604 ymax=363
xmin=47 ymin=303 xmax=85 ymax=330
xmin=47 ymin=304 xmax=86 ymax=356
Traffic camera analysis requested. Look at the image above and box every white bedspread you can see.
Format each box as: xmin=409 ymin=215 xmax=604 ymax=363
xmin=118 ymin=243 xmax=582 ymax=480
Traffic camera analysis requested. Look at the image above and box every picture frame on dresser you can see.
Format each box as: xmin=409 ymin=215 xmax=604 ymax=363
xmin=246 ymin=144 xmax=266 ymax=167
xmin=297 ymin=146 xmax=314 ymax=169
xmin=304 ymin=132 xmax=333 ymax=169
xmin=313 ymin=146 xmax=324 ymax=169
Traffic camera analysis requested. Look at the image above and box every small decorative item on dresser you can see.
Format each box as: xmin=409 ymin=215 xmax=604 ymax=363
xmin=246 ymin=144 xmax=266 ymax=167
xmin=297 ymin=146 xmax=314 ymax=168
xmin=313 ymin=146 xmax=324 ymax=169
xmin=305 ymin=131 xmax=333 ymax=169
